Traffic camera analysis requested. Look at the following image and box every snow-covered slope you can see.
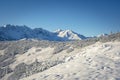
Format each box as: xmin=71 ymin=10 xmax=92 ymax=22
xmin=1 ymin=35 xmax=120 ymax=80
xmin=54 ymin=29 xmax=86 ymax=40
xmin=20 ymin=41 xmax=120 ymax=80
xmin=0 ymin=24 xmax=62 ymax=41
xmin=0 ymin=24 xmax=86 ymax=41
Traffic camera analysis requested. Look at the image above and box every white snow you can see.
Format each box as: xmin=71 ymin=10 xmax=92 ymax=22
xmin=9 ymin=47 xmax=54 ymax=69
xmin=20 ymin=41 xmax=120 ymax=80
xmin=0 ymin=24 xmax=86 ymax=41
xmin=0 ymin=50 xmax=5 ymax=55
xmin=55 ymin=29 xmax=86 ymax=40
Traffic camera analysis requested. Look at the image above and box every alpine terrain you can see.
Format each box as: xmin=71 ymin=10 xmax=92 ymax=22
xmin=0 ymin=24 xmax=86 ymax=41
xmin=0 ymin=25 xmax=120 ymax=80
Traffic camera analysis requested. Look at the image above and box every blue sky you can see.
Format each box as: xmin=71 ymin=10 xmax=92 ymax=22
xmin=0 ymin=0 xmax=120 ymax=36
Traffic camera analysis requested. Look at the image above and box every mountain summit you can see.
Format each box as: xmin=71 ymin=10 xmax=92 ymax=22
xmin=55 ymin=29 xmax=86 ymax=40
xmin=0 ymin=24 xmax=86 ymax=41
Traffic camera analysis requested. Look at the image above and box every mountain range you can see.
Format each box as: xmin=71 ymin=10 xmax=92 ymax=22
xmin=0 ymin=24 xmax=86 ymax=41
xmin=0 ymin=24 xmax=120 ymax=80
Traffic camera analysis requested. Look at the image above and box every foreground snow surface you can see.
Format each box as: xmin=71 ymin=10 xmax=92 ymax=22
xmin=20 ymin=41 xmax=120 ymax=80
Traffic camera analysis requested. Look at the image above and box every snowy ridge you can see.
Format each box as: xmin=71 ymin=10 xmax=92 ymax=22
xmin=0 ymin=24 xmax=86 ymax=41
xmin=55 ymin=29 xmax=86 ymax=40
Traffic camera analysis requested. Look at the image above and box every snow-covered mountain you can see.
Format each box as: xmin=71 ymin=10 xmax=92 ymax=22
xmin=54 ymin=29 xmax=86 ymax=40
xmin=0 ymin=24 xmax=86 ymax=41
xmin=97 ymin=33 xmax=108 ymax=37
